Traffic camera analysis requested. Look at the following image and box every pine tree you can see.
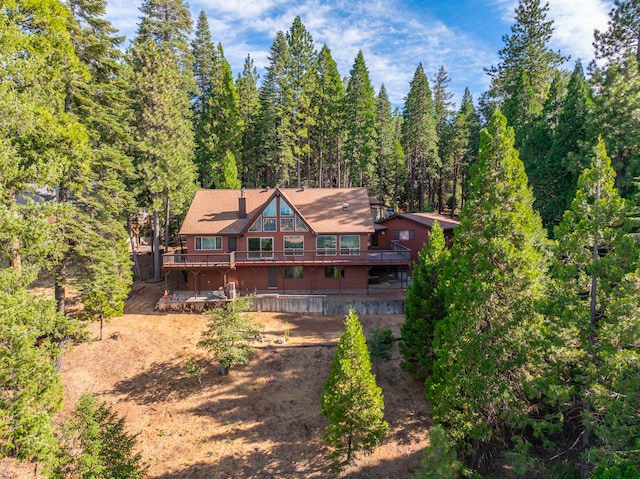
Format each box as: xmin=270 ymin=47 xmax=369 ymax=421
xmin=59 ymin=0 xmax=134 ymax=320
xmin=196 ymin=43 xmax=243 ymax=188
xmin=343 ymin=51 xmax=378 ymax=189
xmin=198 ymin=297 xmax=262 ymax=374
xmin=0 ymin=269 xmax=68 ymax=464
xmin=321 ymin=309 xmax=388 ymax=468
xmin=374 ymin=84 xmax=398 ymax=203
xmin=191 ymin=10 xmax=216 ymax=115
xmin=1 ymin=0 xmax=90 ymax=271
xmin=449 ymin=88 xmax=480 ymax=215
xmin=589 ymin=53 xmax=640 ymax=197
xmin=252 ymin=31 xmax=294 ymax=186
xmin=486 ymin=0 xmax=566 ymax=111
xmin=52 ymin=393 xmax=146 ymax=479
xmin=236 ymin=54 xmax=260 ymax=183
xmin=594 ymin=0 xmax=640 ymax=70
xmin=432 ymin=66 xmax=455 ymax=213
xmin=286 ymin=17 xmax=318 ymax=187
xmin=136 ymin=0 xmax=194 ymax=90
xmin=400 ymin=221 xmax=449 ymax=380
xmin=218 ymin=151 xmax=242 ymax=189
xmin=312 ymin=44 xmax=344 ymax=187
xmin=535 ymin=61 xmax=592 ymax=230
xmin=428 ymin=110 xmax=549 ymax=471
xmin=128 ymin=38 xmax=197 ymax=281
xmin=402 ymin=64 xmax=438 ymax=211
xmin=546 ymin=138 xmax=640 ymax=477
xmin=412 ymin=426 xmax=464 ymax=479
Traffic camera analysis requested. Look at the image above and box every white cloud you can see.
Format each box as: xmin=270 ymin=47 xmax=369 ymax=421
xmin=546 ymin=0 xmax=611 ymax=63
xmin=103 ymin=0 xmax=607 ymax=108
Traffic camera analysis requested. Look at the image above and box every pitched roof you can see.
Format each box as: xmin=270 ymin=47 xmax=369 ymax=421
xmin=377 ymin=212 xmax=460 ymax=230
xmin=180 ymin=187 xmax=375 ymax=235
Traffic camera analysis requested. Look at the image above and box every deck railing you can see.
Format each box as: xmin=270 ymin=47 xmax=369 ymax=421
xmin=163 ymin=247 xmax=411 ymax=268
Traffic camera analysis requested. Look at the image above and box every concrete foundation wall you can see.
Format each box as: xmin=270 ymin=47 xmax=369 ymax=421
xmin=249 ymin=295 xmax=405 ymax=315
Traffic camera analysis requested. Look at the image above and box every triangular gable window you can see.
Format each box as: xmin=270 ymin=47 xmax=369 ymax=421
xmin=245 ymin=195 xmax=311 ymax=234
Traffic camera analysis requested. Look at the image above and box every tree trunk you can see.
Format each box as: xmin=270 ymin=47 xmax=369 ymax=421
xmin=152 ymin=209 xmax=162 ymax=282
xmin=451 ymin=155 xmax=459 ymax=217
xmin=55 ymin=268 xmax=66 ymax=314
xmin=7 ymin=190 xmax=22 ymax=270
xmin=164 ymin=197 xmax=170 ymax=253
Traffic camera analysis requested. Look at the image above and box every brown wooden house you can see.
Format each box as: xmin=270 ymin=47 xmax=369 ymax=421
xmin=374 ymin=212 xmax=459 ymax=265
xmin=162 ymin=187 xmax=412 ymax=294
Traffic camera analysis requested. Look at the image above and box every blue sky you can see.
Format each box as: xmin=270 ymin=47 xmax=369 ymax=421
xmin=105 ymin=0 xmax=612 ymax=108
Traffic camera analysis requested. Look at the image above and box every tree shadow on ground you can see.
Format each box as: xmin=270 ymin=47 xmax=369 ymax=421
xmin=112 ymin=334 xmax=431 ymax=478
xmin=111 ymin=355 xmax=224 ymax=404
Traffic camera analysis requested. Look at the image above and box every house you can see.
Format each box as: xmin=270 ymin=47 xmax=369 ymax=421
xmin=374 ymin=212 xmax=460 ymax=265
xmin=162 ymin=187 xmax=412 ymax=295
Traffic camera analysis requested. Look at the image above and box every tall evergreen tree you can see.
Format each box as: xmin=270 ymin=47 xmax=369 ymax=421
xmin=52 ymin=393 xmax=147 ymax=479
xmin=589 ymin=53 xmax=640 ymax=197
xmin=236 ymin=54 xmax=260 ymax=182
xmin=136 ymin=0 xmax=194 ymax=87
xmin=428 ymin=110 xmax=549 ymax=472
xmin=545 ymin=138 xmax=640 ymax=477
xmin=191 ymin=11 xmax=216 ymax=113
xmin=0 ymin=268 xmax=69 ymax=464
xmin=374 ymin=84 xmax=397 ymax=203
xmin=400 ymin=221 xmax=449 ymax=380
xmin=532 ymin=61 xmax=593 ymax=230
xmin=286 ymin=16 xmax=318 ymax=187
xmin=594 ymin=0 xmax=640 ymax=70
xmin=321 ymin=309 xmax=388 ymax=468
xmin=252 ymin=31 xmax=294 ymax=186
xmin=432 ymin=66 xmax=455 ymax=213
xmin=128 ymin=37 xmax=197 ymax=281
xmin=218 ymin=151 xmax=242 ymax=189
xmin=312 ymin=44 xmax=344 ymax=187
xmin=486 ymin=0 xmax=566 ymax=112
xmin=449 ymin=88 xmax=480 ymax=215
xmin=502 ymin=66 xmax=540 ymax=147
xmin=342 ymin=51 xmax=378 ymax=189
xmin=58 ymin=0 xmax=134 ymax=319
xmin=196 ymin=44 xmax=243 ymax=188
xmin=402 ymin=64 xmax=438 ymax=211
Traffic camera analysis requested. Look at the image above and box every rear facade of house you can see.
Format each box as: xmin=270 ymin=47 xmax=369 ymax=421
xmin=163 ymin=187 xmax=412 ymax=295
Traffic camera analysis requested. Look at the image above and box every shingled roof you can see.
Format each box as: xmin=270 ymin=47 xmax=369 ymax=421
xmin=180 ymin=187 xmax=375 ymax=236
xmin=377 ymin=212 xmax=460 ymax=230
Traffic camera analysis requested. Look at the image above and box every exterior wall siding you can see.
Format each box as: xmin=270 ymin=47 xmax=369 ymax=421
xmin=186 ymin=264 xmax=370 ymax=294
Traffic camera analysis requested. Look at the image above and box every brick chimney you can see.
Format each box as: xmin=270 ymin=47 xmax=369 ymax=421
xmin=239 ymin=188 xmax=247 ymax=218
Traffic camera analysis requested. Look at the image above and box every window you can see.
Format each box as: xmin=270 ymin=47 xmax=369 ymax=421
xmin=248 ymin=218 xmax=262 ymax=232
xmin=195 ymin=236 xmax=221 ymax=250
xmin=394 ymin=230 xmax=414 ymax=241
xmin=263 ymin=217 xmax=277 ymax=232
xmin=263 ymin=198 xmax=277 ymax=216
xmin=280 ymin=217 xmax=294 ymax=232
xmin=284 ymin=266 xmax=303 ymax=279
xmin=248 ymin=237 xmax=273 ymax=258
xmin=324 ymin=266 xmax=344 ymax=278
xmin=280 ymin=200 xmax=293 ymax=216
xmin=284 ymin=236 xmax=304 ymax=255
xmin=295 ymin=215 xmax=309 ymax=231
xmin=340 ymin=235 xmax=360 ymax=255
xmin=316 ymin=235 xmax=337 ymax=255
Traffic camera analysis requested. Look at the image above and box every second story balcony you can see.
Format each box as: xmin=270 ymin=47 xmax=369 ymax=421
xmin=163 ymin=244 xmax=411 ymax=270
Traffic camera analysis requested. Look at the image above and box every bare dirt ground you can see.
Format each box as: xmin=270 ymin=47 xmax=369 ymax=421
xmin=4 ymin=278 xmax=433 ymax=479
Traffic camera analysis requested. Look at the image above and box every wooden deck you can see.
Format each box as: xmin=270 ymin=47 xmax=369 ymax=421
xmin=162 ymin=248 xmax=412 ymax=270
